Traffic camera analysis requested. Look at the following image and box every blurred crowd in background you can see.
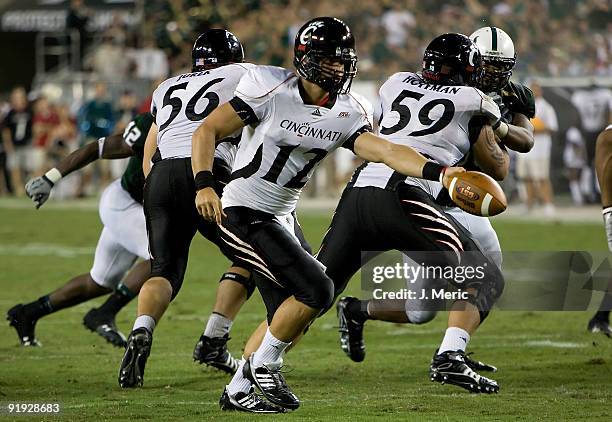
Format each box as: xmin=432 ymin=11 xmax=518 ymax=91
xmin=0 ymin=0 xmax=611 ymax=213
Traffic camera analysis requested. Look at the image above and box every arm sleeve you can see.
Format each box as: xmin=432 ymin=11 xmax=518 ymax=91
xmin=343 ymin=100 xmax=374 ymax=152
xmin=342 ymin=124 xmax=372 ymax=152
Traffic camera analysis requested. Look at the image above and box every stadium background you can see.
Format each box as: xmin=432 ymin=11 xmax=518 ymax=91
xmin=1 ymin=0 xmax=611 ymax=420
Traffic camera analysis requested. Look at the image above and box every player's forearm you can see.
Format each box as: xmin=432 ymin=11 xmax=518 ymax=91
xmin=142 ymin=123 xmax=158 ymax=178
xmin=500 ymin=114 xmax=534 ymax=153
xmin=355 ymin=133 xmax=437 ymax=179
xmin=502 ymin=125 xmax=534 ymax=153
xmin=192 ymin=122 xmax=217 ymax=174
xmin=55 ymin=141 xmax=100 ymax=177
xmin=384 ymin=143 xmax=434 ymax=179
xmin=473 ymin=127 xmax=510 ymax=181
xmin=595 ymin=131 xmax=612 ymax=208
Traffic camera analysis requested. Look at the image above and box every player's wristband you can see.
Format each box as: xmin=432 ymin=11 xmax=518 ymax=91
xmin=97 ymin=137 xmax=106 ymax=158
xmin=493 ymin=120 xmax=509 ymax=139
xmin=194 ymin=170 xmax=215 ymax=191
xmin=422 ymin=162 xmax=446 ymax=183
xmin=44 ymin=168 xmax=62 ymax=186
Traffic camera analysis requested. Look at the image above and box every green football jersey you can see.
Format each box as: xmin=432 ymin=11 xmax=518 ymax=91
xmin=120 ymin=112 xmax=154 ymax=203
xmin=500 ymin=80 xmax=536 ymax=120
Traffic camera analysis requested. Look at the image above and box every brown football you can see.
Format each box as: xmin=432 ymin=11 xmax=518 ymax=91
xmin=447 ymin=171 xmax=507 ymax=217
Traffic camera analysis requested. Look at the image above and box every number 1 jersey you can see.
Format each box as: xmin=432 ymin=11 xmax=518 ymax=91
xmin=223 ymin=65 xmax=373 ymax=215
xmin=151 ymin=63 xmax=255 ymax=162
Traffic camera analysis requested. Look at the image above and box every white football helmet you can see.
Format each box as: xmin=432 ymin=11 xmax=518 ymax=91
xmin=469 ymin=26 xmax=516 ymax=91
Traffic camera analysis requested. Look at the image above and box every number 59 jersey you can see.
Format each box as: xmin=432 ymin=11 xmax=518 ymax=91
xmin=151 ymin=63 xmax=255 ymax=161
xmin=351 ymin=71 xmax=487 ymax=193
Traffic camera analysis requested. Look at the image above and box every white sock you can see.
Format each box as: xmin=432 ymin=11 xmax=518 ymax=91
xmin=227 ymin=357 xmax=252 ymax=395
xmin=204 ymin=312 xmax=233 ymax=338
xmin=437 ymin=327 xmax=470 ymax=354
xmin=251 ymin=328 xmax=291 ymax=368
xmin=133 ymin=315 xmax=156 ymax=333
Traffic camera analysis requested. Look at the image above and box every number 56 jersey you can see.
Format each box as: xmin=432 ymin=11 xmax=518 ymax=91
xmin=223 ymin=65 xmax=373 ymax=215
xmin=151 ymin=62 xmax=255 ymax=162
xmin=351 ymin=71 xmax=487 ymax=194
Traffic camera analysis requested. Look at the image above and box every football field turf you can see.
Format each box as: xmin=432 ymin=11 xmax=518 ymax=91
xmin=1 ymin=203 xmax=611 ymax=421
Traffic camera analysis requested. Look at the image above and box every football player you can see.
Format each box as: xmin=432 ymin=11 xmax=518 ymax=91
xmin=587 ymin=125 xmax=612 ymax=336
xmin=117 ymin=30 xmax=264 ymax=392
xmin=469 ymin=26 xmax=535 ymax=153
xmin=7 ymin=112 xmax=154 ymax=348
xmin=191 ymin=17 xmax=464 ymax=413
xmin=322 ymin=33 xmax=505 ymax=394
xmin=335 ymin=26 xmax=535 ymax=372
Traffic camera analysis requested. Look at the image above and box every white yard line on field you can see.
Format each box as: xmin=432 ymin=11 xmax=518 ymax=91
xmin=0 ymin=243 xmax=94 ymax=257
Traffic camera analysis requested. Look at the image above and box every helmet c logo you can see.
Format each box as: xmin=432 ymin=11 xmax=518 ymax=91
xmin=299 ymin=22 xmax=322 ymax=44
xmin=468 ymin=48 xmax=478 ymax=66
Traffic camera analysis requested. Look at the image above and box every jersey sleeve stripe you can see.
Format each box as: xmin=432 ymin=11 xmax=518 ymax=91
xmin=229 ymin=97 xmax=259 ymax=125
xmin=342 ymin=124 xmax=372 ymax=152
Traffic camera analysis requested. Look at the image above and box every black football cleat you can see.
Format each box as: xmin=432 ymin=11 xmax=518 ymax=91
xmin=337 ymin=297 xmax=366 ymax=362
xmin=83 ymin=308 xmax=127 ymax=348
xmin=463 ymin=352 xmax=497 ymax=372
xmin=118 ymin=328 xmax=152 ymax=388
xmin=219 ymin=386 xmax=287 ymax=413
xmin=430 ymin=350 xmax=499 ymax=394
xmin=587 ymin=317 xmax=612 ymax=338
xmin=193 ymin=334 xmax=239 ymax=374
xmin=6 ymin=304 xmax=40 ymax=347
xmin=243 ymin=356 xmax=299 ymax=410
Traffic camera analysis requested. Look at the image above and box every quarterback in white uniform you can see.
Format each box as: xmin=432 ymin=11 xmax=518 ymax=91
xmin=192 ymin=18 xmax=463 ymax=413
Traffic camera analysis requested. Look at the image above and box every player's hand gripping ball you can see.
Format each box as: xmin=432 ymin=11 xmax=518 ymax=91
xmin=446 ymin=171 xmax=507 ymax=217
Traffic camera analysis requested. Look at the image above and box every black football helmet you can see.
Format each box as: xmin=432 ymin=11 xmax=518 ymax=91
xmin=421 ymin=33 xmax=482 ymax=87
xmin=293 ymin=17 xmax=357 ymax=94
xmin=192 ymin=29 xmax=244 ymax=72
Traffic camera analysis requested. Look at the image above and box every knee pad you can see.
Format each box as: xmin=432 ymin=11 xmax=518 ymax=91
xmin=406 ymin=309 xmax=437 ymax=325
xmin=221 ymin=270 xmax=256 ymax=299
xmin=464 ymin=267 xmax=505 ymax=323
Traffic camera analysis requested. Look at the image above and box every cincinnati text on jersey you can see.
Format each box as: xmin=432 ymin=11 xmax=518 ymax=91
xmin=280 ymin=119 xmax=343 ymax=142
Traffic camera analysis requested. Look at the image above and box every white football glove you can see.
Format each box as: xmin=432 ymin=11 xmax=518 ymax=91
xmin=479 ymin=94 xmax=502 ymax=125
xmin=604 ymin=208 xmax=612 ymax=253
xmin=485 ymin=92 xmax=504 ymax=107
xmin=25 ymin=176 xmax=54 ymax=209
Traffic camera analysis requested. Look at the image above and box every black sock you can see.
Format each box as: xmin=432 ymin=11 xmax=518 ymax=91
xmin=97 ymin=283 xmax=136 ymax=316
xmin=594 ymin=311 xmax=610 ymax=323
xmin=347 ymin=299 xmax=370 ymax=323
xmin=22 ymin=296 xmax=54 ymax=320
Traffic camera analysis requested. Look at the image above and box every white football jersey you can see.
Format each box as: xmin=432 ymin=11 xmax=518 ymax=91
xmin=571 ymin=88 xmax=612 ymax=132
xmin=151 ymin=63 xmax=255 ymax=163
xmin=222 ymin=65 xmax=373 ymax=215
xmin=351 ymin=71 xmax=488 ymax=197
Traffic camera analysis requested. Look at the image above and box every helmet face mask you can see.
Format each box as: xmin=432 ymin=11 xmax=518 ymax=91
xmin=294 ymin=17 xmax=358 ymax=95
xmin=469 ymin=26 xmax=516 ymax=92
xmin=192 ymin=29 xmax=244 ymax=72
xmin=479 ymin=57 xmax=515 ymax=92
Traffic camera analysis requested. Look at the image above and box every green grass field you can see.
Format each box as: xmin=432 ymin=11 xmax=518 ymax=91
xmin=1 ymin=203 xmax=612 ymax=421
